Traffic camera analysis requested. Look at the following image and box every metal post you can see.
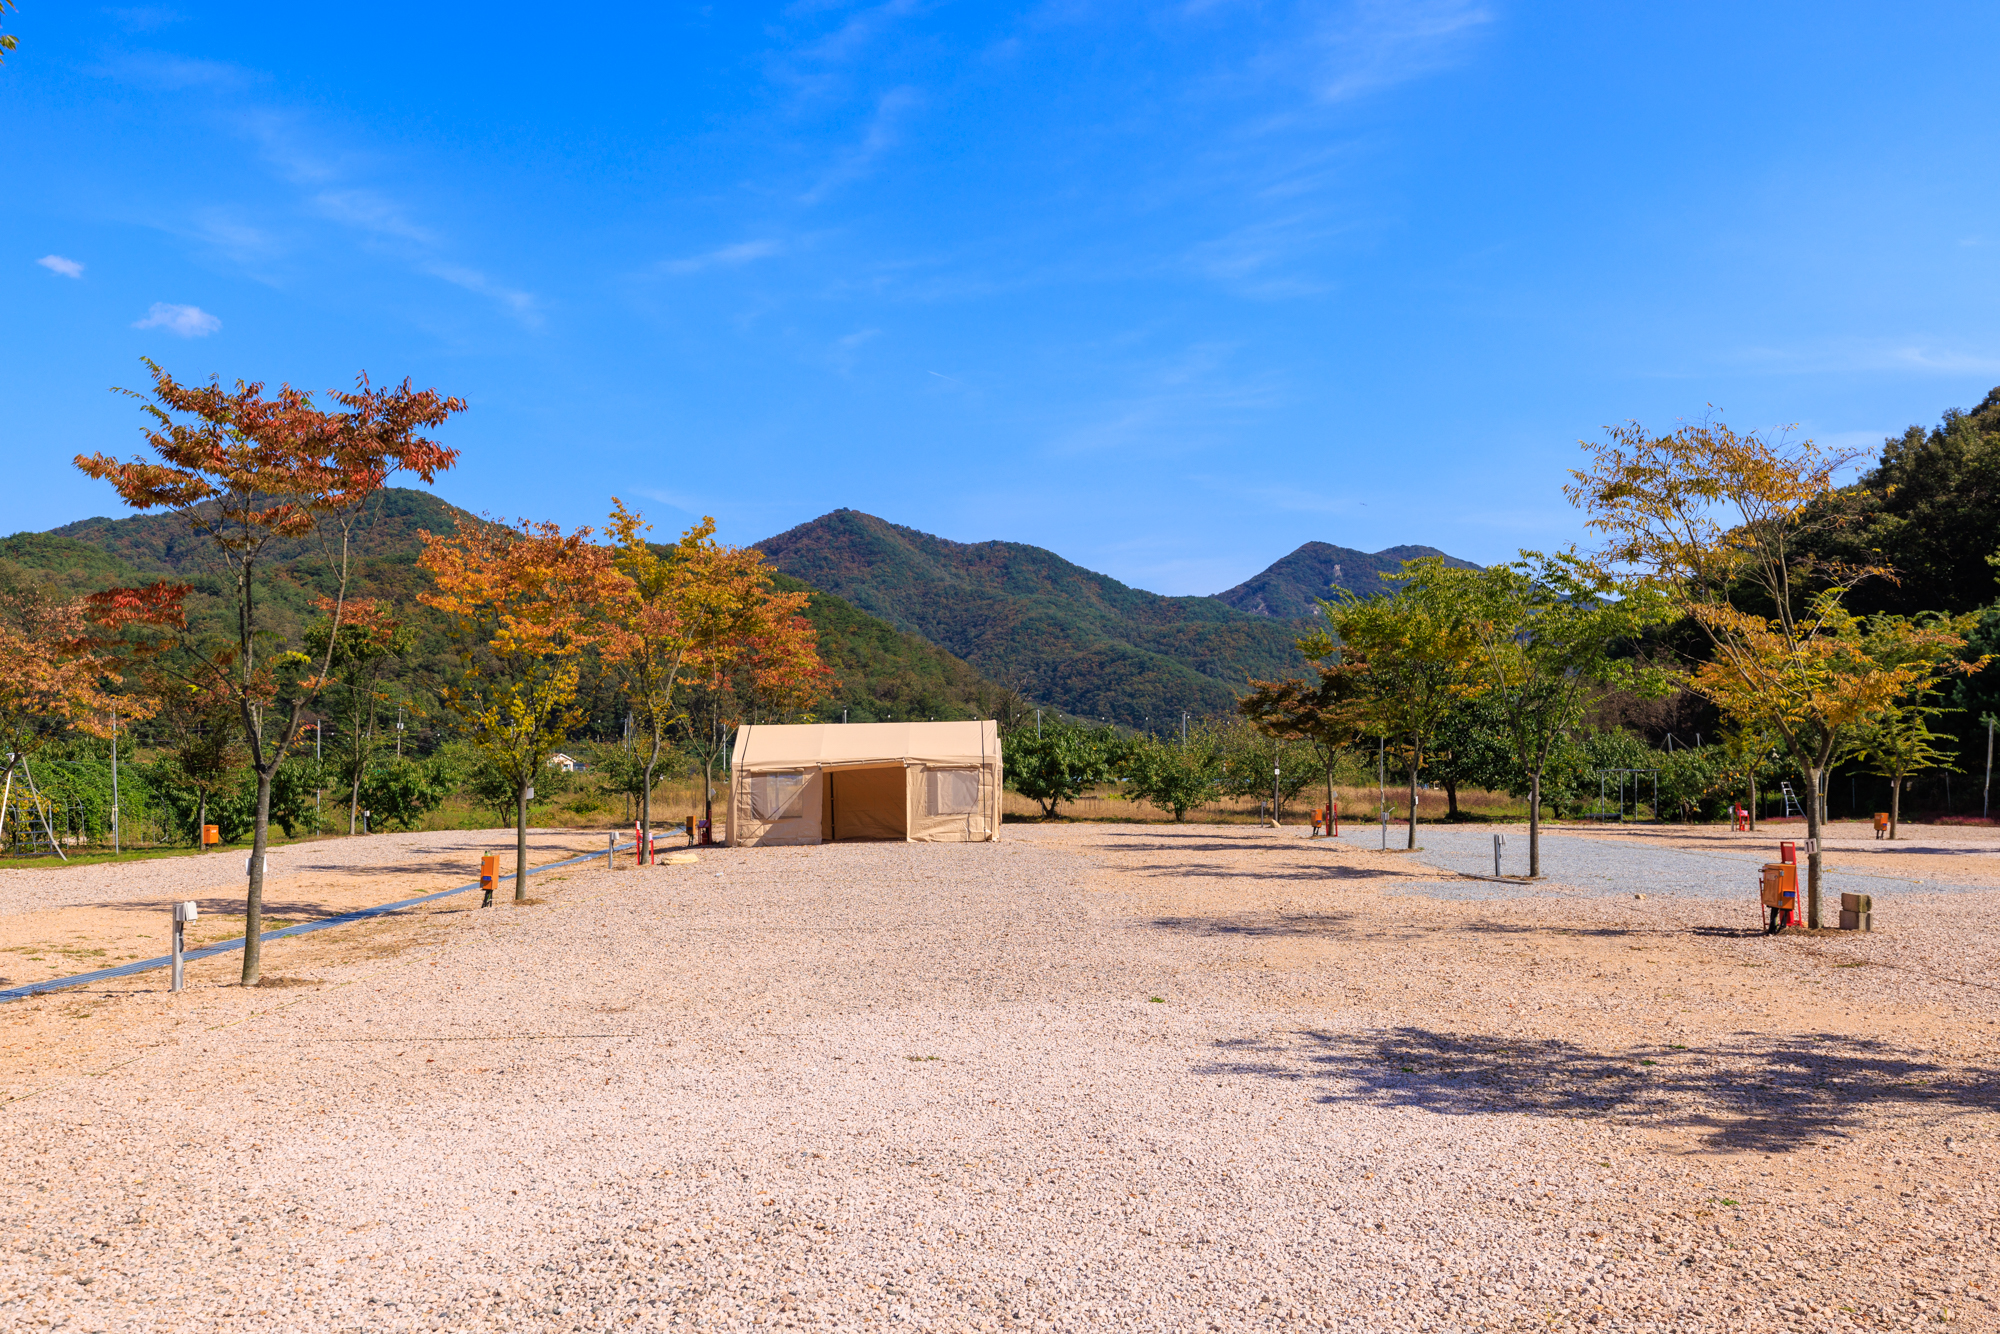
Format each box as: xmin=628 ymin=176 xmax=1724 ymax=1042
xmin=1493 ymin=833 xmax=1504 ymax=877
xmin=109 ymin=708 xmax=120 ymax=856
xmin=1272 ymin=738 xmax=1280 ymax=826
xmin=1378 ymin=736 xmax=1386 ymax=850
xmin=1976 ymin=716 xmax=1992 ymax=820
xmin=172 ymin=915 xmax=183 ymax=992
xmin=607 ymin=831 xmax=616 ymax=870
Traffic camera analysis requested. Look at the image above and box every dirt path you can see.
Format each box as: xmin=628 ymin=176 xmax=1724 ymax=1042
xmin=1 ymin=824 xmax=1994 ymax=1332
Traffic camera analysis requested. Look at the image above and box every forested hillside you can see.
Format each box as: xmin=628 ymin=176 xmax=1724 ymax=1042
xmin=754 ymin=510 xmax=1308 ymax=726
xmin=4 ymin=490 xmax=1012 ymax=737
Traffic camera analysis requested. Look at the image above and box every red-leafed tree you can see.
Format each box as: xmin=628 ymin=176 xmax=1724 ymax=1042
xmin=76 ymin=360 xmax=463 ymax=984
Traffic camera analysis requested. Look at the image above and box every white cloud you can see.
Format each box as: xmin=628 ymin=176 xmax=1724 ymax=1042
xmin=658 ymin=240 xmax=785 ymax=275
xmin=132 ymin=302 xmax=221 ymax=337
xmin=420 ymin=263 xmax=540 ymax=325
xmin=36 ymin=255 xmax=84 ymax=278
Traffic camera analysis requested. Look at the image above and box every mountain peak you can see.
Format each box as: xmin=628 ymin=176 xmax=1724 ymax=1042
xmin=1214 ymin=540 xmax=1479 ymax=618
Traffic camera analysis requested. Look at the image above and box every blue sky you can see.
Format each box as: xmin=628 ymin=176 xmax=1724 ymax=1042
xmin=5 ymin=2 xmax=1998 ymax=595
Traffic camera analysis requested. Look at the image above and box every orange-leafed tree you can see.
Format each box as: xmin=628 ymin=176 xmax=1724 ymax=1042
xmin=604 ymin=501 xmax=831 ymax=847
xmin=0 ymin=590 xmax=140 ymax=852
xmin=420 ymin=518 xmax=625 ymax=898
xmin=668 ymin=555 xmax=829 ymax=839
xmin=76 ymin=361 xmax=463 ymax=983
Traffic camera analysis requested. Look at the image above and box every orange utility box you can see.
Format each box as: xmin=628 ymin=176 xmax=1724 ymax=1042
xmin=479 ymin=853 xmax=499 ymax=907
xmin=1874 ymin=812 xmax=1890 ymax=839
xmin=1760 ymin=862 xmax=1798 ymax=933
xmin=201 ymin=823 xmax=220 ymax=846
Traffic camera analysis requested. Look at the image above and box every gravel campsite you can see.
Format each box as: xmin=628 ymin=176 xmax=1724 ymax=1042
xmin=2 ymin=821 xmax=1997 ymax=1333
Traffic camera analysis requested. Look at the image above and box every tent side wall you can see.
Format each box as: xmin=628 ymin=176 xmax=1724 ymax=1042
xmin=726 ymin=721 xmax=1003 ymax=846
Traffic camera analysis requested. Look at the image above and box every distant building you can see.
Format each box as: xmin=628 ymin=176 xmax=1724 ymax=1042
xmin=547 ymin=753 xmax=582 ymax=773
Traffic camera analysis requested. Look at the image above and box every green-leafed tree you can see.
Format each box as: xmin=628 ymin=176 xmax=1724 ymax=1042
xmin=1002 ymin=718 xmax=1121 ymax=818
xmin=1122 ymin=725 xmax=1225 ymax=822
xmin=1404 ymin=553 xmax=1669 ymax=873
xmin=1314 ymin=578 xmax=1482 ymax=850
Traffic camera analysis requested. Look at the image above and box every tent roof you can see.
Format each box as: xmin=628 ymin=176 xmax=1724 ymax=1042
xmin=734 ymin=720 xmax=1000 ymax=770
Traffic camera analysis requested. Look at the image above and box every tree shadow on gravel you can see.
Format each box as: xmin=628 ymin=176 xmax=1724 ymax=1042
xmin=1194 ymin=1028 xmax=2000 ymax=1153
xmin=1149 ymin=911 xmax=1362 ymax=937
xmin=1131 ymin=863 xmax=1409 ymax=883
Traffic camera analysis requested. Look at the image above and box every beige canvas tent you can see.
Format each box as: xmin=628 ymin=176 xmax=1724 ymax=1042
xmin=726 ymin=721 xmax=1002 ymax=847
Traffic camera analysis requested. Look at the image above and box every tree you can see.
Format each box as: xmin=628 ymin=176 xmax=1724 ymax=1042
xmin=0 ymin=589 xmax=130 ymax=848
xmin=359 ymin=754 xmax=456 ymax=832
xmin=1239 ymin=666 xmax=1364 ymax=828
xmin=304 ymin=598 xmax=412 ymax=835
xmin=1122 ymin=725 xmax=1224 ymax=821
xmin=664 ymin=543 xmax=828 ymax=839
xmin=1212 ymin=712 xmax=1315 ymax=820
xmin=603 ymin=504 xmax=825 ymax=848
xmin=1002 ymin=718 xmax=1119 ymax=818
xmin=1569 ymin=415 xmax=1979 ymax=926
xmin=1 ymin=0 xmax=17 ymax=62
xmin=1405 ymin=553 xmax=1667 ymax=875
xmin=419 ymin=518 xmax=622 ymax=900
xmin=1845 ymin=697 xmax=1955 ymax=839
xmin=78 ymin=363 xmax=461 ymax=981
xmin=1314 ymin=581 xmax=1481 ymax=849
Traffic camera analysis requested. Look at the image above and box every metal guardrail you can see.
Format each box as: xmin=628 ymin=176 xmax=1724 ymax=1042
xmin=0 ymin=837 xmax=645 ymax=1004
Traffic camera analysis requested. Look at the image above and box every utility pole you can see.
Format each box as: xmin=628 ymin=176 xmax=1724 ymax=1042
xmin=396 ymin=705 xmax=405 ymax=758
xmin=1181 ymin=711 xmax=1189 ymax=745
xmin=314 ymin=721 xmax=322 ymax=833
xmin=109 ymin=708 xmax=120 ymax=856
xmin=1036 ymin=709 xmax=1042 ymax=737
xmin=1986 ymin=715 xmax=1995 ymax=820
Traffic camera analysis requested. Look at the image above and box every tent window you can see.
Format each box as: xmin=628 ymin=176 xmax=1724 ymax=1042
xmin=926 ymin=768 xmax=979 ymax=816
xmin=751 ymin=773 xmax=809 ymax=821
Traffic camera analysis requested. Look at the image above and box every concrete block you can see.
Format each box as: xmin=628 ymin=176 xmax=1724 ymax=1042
xmin=1841 ymin=892 xmax=1873 ymax=914
xmin=1839 ymin=909 xmax=1872 ymax=931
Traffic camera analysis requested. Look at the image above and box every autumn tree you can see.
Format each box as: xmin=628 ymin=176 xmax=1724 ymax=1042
xmin=420 ymin=518 xmax=623 ymax=898
xmin=1403 ymin=553 xmax=1667 ymax=876
xmin=661 ymin=544 xmax=828 ymax=838
xmin=77 ymin=361 xmax=463 ymax=982
xmin=1569 ymin=415 xmax=1981 ymax=926
xmin=0 ymin=590 xmax=132 ymax=850
xmin=602 ymin=503 xmax=824 ymax=848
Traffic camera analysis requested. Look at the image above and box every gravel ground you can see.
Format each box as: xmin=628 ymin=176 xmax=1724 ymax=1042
xmin=1395 ymin=825 xmax=1986 ymax=901
xmin=1 ymin=823 xmax=1996 ymax=1333
xmin=0 ymin=828 xmax=616 ymax=918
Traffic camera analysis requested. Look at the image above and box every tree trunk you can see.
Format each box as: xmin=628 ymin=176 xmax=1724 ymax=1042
xmin=1325 ymin=761 xmax=1336 ymax=837
xmin=349 ymin=766 xmax=362 ymax=835
xmin=241 ymin=769 xmax=273 ymax=986
xmin=1406 ymin=739 xmax=1421 ymax=850
xmin=1803 ymin=764 xmax=1826 ymax=928
xmin=1890 ymin=767 xmax=1903 ymax=839
xmin=1444 ymin=777 xmax=1459 ymax=820
xmin=1749 ymin=775 xmax=1758 ymax=832
xmin=1528 ymin=769 xmax=1542 ymax=878
xmin=640 ymin=729 xmax=661 ymax=864
xmin=198 ymin=793 xmax=209 ymax=852
xmin=516 ymin=780 xmax=530 ymax=902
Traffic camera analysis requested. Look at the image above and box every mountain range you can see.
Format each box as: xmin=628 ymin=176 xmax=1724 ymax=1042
xmin=751 ymin=509 xmax=1478 ymax=726
xmin=9 ymin=491 xmax=1476 ymax=730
